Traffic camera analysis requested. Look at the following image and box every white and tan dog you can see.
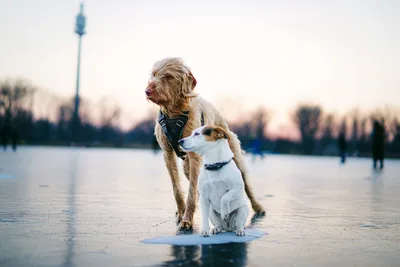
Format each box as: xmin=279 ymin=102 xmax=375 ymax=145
xmin=179 ymin=125 xmax=249 ymax=237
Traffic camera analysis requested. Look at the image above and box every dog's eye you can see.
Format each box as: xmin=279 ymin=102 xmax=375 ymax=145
xmin=164 ymin=74 xmax=173 ymax=80
xmin=194 ymin=132 xmax=200 ymax=136
xmin=202 ymin=128 xmax=212 ymax=136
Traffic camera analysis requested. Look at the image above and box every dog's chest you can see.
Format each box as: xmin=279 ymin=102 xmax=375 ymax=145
xmin=208 ymin=180 xmax=228 ymax=197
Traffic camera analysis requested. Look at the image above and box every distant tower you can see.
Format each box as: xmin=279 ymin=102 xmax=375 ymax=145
xmin=72 ymin=0 xmax=86 ymax=140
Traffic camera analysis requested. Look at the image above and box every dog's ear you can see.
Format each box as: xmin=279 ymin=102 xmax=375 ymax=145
xmin=181 ymin=70 xmax=197 ymax=99
xmin=213 ymin=126 xmax=230 ymax=140
xmin=188 ymin=71 xmax=197 ymax=90
xmin=202 ymin=126 xmax=230 ymax=141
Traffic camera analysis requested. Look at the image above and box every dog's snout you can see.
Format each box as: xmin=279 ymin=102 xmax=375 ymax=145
xmin=145 ymin=82 xmax=157 ymax=96
xmin=145 ymin=88 xmax=152 ymax=96
xmin=178 ymin=139 xmax=184 ymax=146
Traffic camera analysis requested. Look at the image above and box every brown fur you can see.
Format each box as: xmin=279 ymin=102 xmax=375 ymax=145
xmin=146 ymin=57 xmax=265 ymax=230
xmin=202 ymin=126 xmax=230 ymax=141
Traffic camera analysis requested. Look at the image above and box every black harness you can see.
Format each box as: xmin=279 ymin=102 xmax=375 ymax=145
xmin=204 ymin=158 xmax=233 ymax=171
xmin=158 ymin=110 xmax=204 ymax=160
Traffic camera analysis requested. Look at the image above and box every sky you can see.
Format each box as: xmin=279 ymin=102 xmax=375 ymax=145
xmin=1 ymin=0 xmax=399 ymax=132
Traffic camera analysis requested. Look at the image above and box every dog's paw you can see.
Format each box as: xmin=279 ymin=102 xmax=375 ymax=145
xmin=178 ymin=220 xmax=193 ymax=231
xmin=253 ymin=204 xmax=266 ymax=216
xmin=200 ymin=230 xmax=210 ymax=237
xmin=211 ymin=227 xmax=222 ymax=235
xmin=175 ymin=211 xmax=183 ymax=224
xmin=236 ymin=229 xmax=245 ymax=236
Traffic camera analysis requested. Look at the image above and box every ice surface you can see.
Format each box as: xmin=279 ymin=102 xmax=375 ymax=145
xmin=1 ymin=148 xmax=400 ymax=267
xmin=0 ymin=173 xmax=13 ymax=179
xmin=141 ymin=228 xmax=267 ymax=245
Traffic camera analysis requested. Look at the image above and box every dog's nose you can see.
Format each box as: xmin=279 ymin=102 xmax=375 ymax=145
xmin=178 ymin=139 xmax=184 ymax=146
xmin=145 ymin=88 xmax=152 ymax=96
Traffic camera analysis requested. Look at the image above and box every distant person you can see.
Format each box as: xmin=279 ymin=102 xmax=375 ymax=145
xmin=10 ymin=128 xmax=19 ymax=152
xmin=371 ymin=120 xmax=385 ymax=169
xmin=251 ymin=138 xmax=264 ymax=161
xmin=338 ymin=132 xmax=347 ymax=164
xmin=0 ymin=125 xmax=10 ymax=151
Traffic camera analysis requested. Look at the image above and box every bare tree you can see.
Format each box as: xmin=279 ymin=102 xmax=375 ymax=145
xmin=348 ymin=108 xmax=361 ymax=154
xmin=318 ymin=113 xmax=337 ymax=154
xmin=98 ymin=98 xmax=121 ymax=129
xmin=0 ymin=78 xmax=36 ymax=122
xmin=292 ymin=104 xmax=323 ymax=154
xmin=370 ymin=105 xmax=400 ymax=141
xmin=320 ymin=113 xmax=335 ymax=140
xmin=97 ymin=97 xmax=122 ymax=143
xmin=252 ymin=106 xmax=270 ymax=141
xmin=57 ymin=100 xmax=74 ymax=141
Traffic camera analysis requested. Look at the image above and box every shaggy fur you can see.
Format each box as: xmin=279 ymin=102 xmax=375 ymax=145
xmin=145 ymin=57 xmax=265 ymax=230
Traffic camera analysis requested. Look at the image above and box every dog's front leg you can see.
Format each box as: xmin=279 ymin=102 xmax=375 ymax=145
xmin=199 ymin=194 xmax=211 ymax=237
xmin=163 ymin=151 xmax=186 ymax=224
xmin=178 ymin=153 xmax=201 ymax=231
xmin=220 ymin=188 xmax=243 ymax=220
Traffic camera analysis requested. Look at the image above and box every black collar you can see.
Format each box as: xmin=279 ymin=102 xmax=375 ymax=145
xmin=204 ymin=158 xmax=233 ymax=171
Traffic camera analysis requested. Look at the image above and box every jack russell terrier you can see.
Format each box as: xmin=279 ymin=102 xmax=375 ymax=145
xmin=178 ymin=125 xmax=249 ymax=237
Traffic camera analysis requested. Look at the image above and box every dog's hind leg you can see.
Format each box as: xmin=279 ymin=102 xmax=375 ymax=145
xmin=178 ymin=153 xmax=201 ymax=231
xmin=227 ymin=133 xmax=266 ymax=215
xmin=164 ymin=151 xmax=186 ymax=224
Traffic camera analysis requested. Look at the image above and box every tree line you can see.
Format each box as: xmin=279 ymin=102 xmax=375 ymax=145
xmin=229 ymin=106 xmax=400 ymax=158
xmin=1 ymin=78 xmax=399 ymax=157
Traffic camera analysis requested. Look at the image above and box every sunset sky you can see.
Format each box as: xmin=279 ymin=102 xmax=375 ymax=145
xmin=1 ymin=0 xmax=399 ymax=132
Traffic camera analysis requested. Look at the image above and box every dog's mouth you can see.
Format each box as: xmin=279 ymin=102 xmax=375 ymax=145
xmin=146 ymin=95 xmax=159 ymax=104
xmin=146 ymin=93 xmax=165 ymax=106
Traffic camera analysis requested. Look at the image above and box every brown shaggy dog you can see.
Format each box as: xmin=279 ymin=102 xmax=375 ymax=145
xmin=145 ymin=57 xmax=265 ymax=230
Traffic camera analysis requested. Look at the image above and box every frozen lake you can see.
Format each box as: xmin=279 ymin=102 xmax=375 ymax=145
xmin=1 ymin=147 xmax=400 ymax=267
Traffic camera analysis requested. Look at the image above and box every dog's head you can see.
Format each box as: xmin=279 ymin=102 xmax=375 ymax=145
xmin=178 ymin=125 xmax=230 ymax=155
xmin=145 ymin=57 xmax=197 ymax=108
